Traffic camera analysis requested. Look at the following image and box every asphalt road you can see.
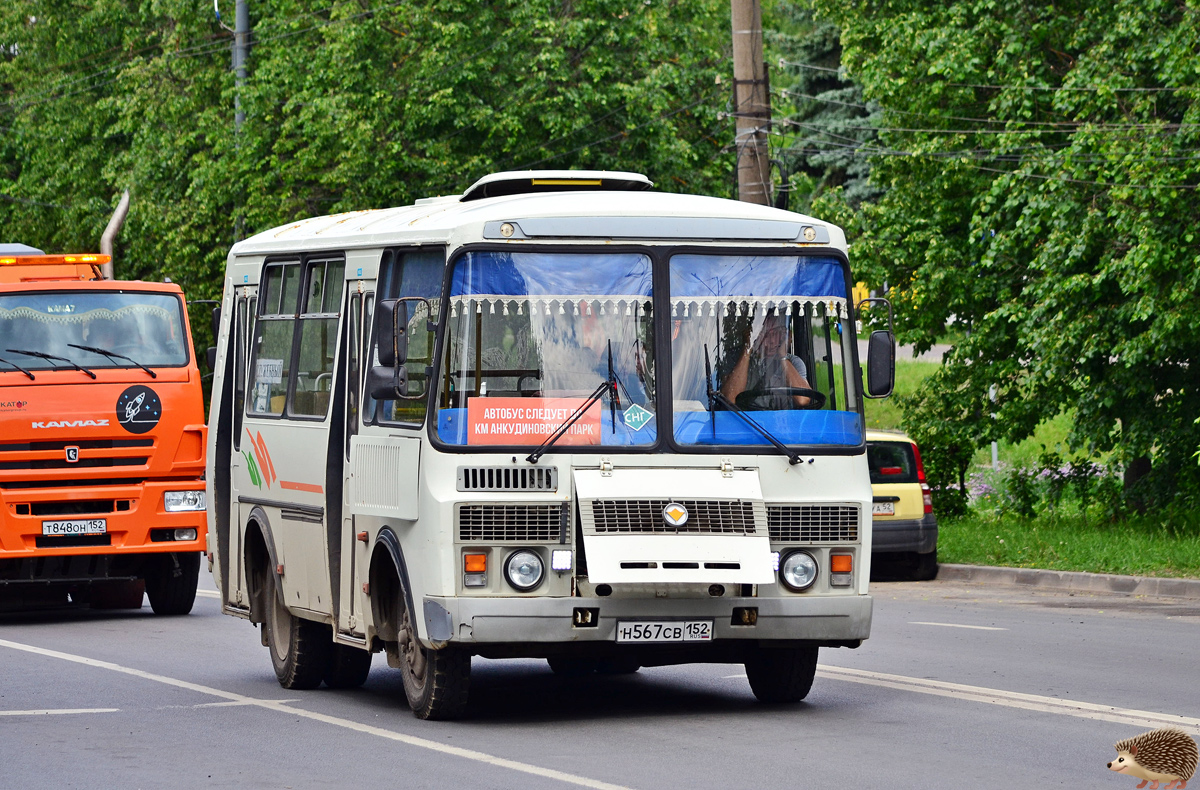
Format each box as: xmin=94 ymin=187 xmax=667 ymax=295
xmin=1 ymin=574 xmax=1196 ymax=789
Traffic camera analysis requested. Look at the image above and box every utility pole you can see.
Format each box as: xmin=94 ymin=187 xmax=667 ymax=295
xmin=233 ymin=0 xmax=250 ymax=240
xmin=731 ymin=0 xmax=772 ymax=206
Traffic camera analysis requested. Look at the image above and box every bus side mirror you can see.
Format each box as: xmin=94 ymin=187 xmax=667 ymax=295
xmin=206 ymin=347 xmax=217 ymax=370
xmin=211 ymin=306 xmax=221 ymax=339
xmin=367 ymin=363 xmax=409 ymax=400
xmin=375 ymin=299 xmax=409 ymax=367
xmin=865 ymin=330 xmax=895 ymax=398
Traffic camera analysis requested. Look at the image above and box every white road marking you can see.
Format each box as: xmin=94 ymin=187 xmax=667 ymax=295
xmin=0 ymin=638 xmax=632 ymax=790
xmin=195 ymin=590 xmax=220 ymax=599
xmin=0 ymin=708 xmax=119 ymax=716
xmin=908 ymin=621 xmax=1008 ymax=631
xmin=724 ymin=665 xmax=1200 ymax=735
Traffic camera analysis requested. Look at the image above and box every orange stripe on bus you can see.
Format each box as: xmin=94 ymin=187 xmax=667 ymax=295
xmin=279 ymin=481 xmax=323 ymax=494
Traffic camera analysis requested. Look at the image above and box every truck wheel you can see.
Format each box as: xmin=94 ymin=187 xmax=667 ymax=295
xmin=264 ymin=571 xmax=330 ymax=690
xmin=145 ymin=552 xmax=200 ymax=615
xmin=323 ymin=644 xmax=372 ymax=689
xmin=396 ymin=594 xmax=470 ymax=720
xmin=745 ymin=645 xmax=819 ymax=703
xmin=911 ymin=550 xmax=939 ymax=581
xmin=547 ymin=657 xmax=599 ymax=676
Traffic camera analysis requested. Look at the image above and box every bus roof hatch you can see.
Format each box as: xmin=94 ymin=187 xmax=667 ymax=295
xmin=459 ymin=170 xmax=654 ymax=202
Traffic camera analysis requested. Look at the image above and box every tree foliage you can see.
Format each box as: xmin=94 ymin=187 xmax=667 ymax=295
xmin=2 ymin=0 xmax=732 ymax=343
xmin=811 ymin=0 xmax=1200 ymax=513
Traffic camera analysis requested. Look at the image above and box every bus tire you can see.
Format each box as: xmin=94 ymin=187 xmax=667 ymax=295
xmin=323 ymin=644 xmax=372 ymax=689
xmin=264 ymin=571 xmax=331 ymax=690
xmin=745 ymin=645 xmax=818 ymax=704
xmin=145 ymin=552 xmax=200 ymax=616
xmin=396 ymin=594 xmax=470 ymax=720
xmin=596 ymin=657 xmax=641 ymax=675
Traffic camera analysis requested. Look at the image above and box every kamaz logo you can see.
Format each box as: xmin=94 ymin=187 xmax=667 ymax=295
xmin=31 ymin=419 xmax=110 ymax=429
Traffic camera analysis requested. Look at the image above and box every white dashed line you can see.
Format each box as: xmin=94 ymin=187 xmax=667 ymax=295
xmin=0 ymin=638 xmax=633 ymax=790
xmin=908 ymin=621 xmax=1008 ymax=631
xmin=0 ymin=708 xmax=119 ymax=716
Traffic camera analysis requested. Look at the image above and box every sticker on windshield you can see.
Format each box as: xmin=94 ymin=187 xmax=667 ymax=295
xmin=623 ymin=403 xmax=653 ymax=431
xmin=466 ymin=397 xmax=601 ymax=446
xmin=116 ymin=385 xmax=162 ymax=434
xmin=255 ymin=358 xmax=284 ymax=384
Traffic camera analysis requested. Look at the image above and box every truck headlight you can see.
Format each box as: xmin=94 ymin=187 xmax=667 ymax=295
xmin=164 ymin=490 xmax=206 ymax=512
xmin=780 ymin=550 xmax=818 ymax=591
xmin=504 ymin=550 xmax=544 ymax=592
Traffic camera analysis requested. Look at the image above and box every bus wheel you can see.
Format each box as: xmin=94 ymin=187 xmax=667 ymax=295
xmin=396 ymin=596 xmax=470 ymax=720
xmin=145 ymin=552 xmax=200 ymax=616
xmin=596 ymin=657 xmax=641 ymax=675
xmin=745 ymin=645 xmax=818 ymax=704
xmin=264 ymin=571 xmax=330 ymax=690
xmin=323 ymin=644 xmax=372 ymax=689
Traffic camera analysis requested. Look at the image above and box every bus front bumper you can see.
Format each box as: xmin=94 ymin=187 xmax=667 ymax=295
xmin=424 ymin=593 xmax=872 ymax=647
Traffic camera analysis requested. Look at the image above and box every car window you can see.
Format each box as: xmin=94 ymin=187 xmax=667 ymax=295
xmin=867 ymin=440 xmax=918 ymax=484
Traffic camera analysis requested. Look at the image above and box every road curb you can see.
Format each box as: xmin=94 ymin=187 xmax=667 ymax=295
xmin=936 ymin=564 xmax=1200 ymax=600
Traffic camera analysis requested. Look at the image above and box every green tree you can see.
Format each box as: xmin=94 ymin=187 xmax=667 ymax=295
xmin=813 ymin=0 xmax=1200 ymax=513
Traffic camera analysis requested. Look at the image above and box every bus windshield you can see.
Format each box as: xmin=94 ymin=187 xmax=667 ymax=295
xmin=435 ymin=251 xmax=656 ymax=447
xmin=0 ymin=291 xmax=188 ymax=370
xmin=669 ymin=253 xmax=859 ymax=448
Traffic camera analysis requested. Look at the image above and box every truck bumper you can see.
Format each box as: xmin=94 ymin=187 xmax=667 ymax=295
xmin=426 ymin=593 xmax=872 ymax=651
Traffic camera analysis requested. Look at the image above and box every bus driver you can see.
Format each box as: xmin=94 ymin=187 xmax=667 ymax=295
xmin=720 ymin=312 xmax=813 ymax=409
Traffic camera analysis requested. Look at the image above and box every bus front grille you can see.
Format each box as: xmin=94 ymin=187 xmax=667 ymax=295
xmin=457 ymin=504 xmax=564 ymax=543
xmin=457 ymin=466 xmax=558 ymax=492
xmin=767 ymin=504 xmax=860 ymax=542
xmin=588 ymin=499 xmax=759 ymax=535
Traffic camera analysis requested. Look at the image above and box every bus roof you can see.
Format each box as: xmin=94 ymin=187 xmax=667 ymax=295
xmin=229 ymin=173 xmax=846 ymax=258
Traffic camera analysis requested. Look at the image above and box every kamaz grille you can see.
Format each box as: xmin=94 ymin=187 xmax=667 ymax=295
xmin=590 ymin=499 xmax=758 ymax=535
xmin=767 ymin=504 xmax=860 ymax=542
xmin=457 ymin=504 xmax=563 ymax=543
xmin=457 ymin=466 xmax=558 ymax=492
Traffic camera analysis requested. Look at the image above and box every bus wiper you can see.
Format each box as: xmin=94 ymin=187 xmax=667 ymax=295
xmin=6 ymin=348 xmax=96 ymax=379
xmin=68 ymin=343 xmax=157 ymax=378
xmin=527 ymin=357 xmax=617 ymax=465
xmin=0 ymin=355 xmax=35 ymax=380
xmin=704 ymin=344 xmax=800 ymax=465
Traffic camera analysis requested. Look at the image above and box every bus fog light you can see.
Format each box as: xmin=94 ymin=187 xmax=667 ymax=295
xmin=551 ymin=550 xmax=572 ymax=572
xmin=780 ymin=551 xmax=818 ymax=591
xmin=164 ymin=490 xmax=206 ymax=512
xmin=830 ymin=572 xmax=853 ymax=587
xmin=173 ymin=528 xmax=198 ymax=541
xmin=505 ymin=550 xmax=544 ymax=592
xmin=464 ymin=573 xmax=487 ymax=588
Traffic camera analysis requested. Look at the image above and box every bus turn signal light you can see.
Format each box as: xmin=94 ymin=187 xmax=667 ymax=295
xmin=464 ymin=553 xmax=487 ymax=588
xmin=830 ymin=554 xmax=853 ymax=573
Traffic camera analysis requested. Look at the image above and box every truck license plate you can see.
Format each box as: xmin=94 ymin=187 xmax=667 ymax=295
xmin=615 ymin=620 xmax=712 ymax=643
xmin=42 ymin=519 xmax=107 ymax=536
xmin=872 ymin=502 xmax=895 ymax=516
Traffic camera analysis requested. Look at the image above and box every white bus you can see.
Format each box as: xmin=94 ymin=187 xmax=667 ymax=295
xmin=206 ymin=170 xmax=895 ymax=719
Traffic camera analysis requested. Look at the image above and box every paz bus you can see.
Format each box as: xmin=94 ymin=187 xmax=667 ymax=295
xmin=0 ymin=244 xmax=206 ymax=613
xmin=205 ymin=171 xmax=896 ymax=719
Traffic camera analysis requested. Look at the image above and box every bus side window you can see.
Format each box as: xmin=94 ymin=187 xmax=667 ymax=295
xmin=290 ymin=258 xmax=345 ymax=418
xmin=345 ymin=291 xmax=362 ymax=460
xmin=372 ymin=249 xmax=442 ymax=426
xmin=248 ymin=262 xmax=300 ymax=416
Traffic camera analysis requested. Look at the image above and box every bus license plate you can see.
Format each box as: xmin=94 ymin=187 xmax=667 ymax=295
xmin=42 ymin=519 xmax=107 ymax=536
xmin=872 ymin=502 xmax=895 ymax=516
xmin=615 ymin=621 xmax=712 ymax=643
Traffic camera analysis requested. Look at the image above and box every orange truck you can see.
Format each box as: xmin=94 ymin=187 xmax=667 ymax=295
xmin=0 ymin=244 xmax=206 ymax=614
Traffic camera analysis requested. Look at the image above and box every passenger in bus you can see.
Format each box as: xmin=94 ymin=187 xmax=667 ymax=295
xmin=720 ymin=311 xmax=813 ymax=409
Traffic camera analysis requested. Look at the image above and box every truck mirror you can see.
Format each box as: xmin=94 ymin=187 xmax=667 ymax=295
xmin=205 ymin=346 xmax=217 ymax=370
xmin=374 ymin=299 xmax=409 ymax=368
xmin=865 ymin=330 xmax=895 ymax=398
xmin=210 ymin=305 xmax=221 ymax=339
xmin=367 ymin=363 xmax=409 ymax=400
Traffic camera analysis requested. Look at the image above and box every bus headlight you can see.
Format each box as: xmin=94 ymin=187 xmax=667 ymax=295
xmin=779 ymin=551 xmax=818 ymax=591
xmin=164 ymin=490 xmax=207 ymax=512
xmin=504 ymin=550 xmax=544 ymax=592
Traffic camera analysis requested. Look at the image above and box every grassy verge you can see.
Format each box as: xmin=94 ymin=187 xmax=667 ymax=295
xmin=940 ymin=510 xmax=1200 ymax=579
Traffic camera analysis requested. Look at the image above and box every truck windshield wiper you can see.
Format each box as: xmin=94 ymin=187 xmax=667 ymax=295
xmin=704 ymin=344 xmax=800 ymax=465
xmin=527 ymin=345 xmax=618 ymax=464
xmin=0 ymin=355 xmax=35 ymax=380
xmin=5 ymin=348 xmax=97 ymax=379
xmin=68 ymin=343 xmax=156 ymax=378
